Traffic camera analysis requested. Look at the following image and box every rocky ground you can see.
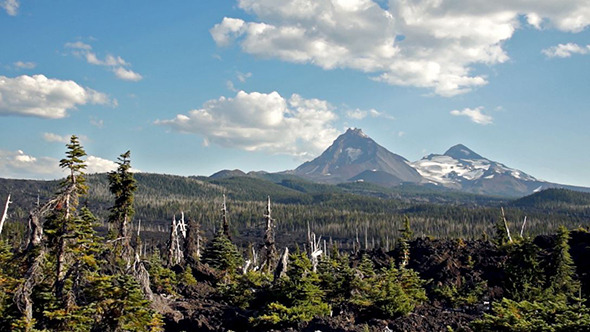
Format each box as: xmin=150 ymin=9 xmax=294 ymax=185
xmin=155 ymin=231 xmax=590 ymax=331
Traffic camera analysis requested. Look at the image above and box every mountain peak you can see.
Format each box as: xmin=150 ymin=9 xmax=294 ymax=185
xmin=444 ymin=144 xmax=484 ymax=160
xmin=344 ymin=127 xmax=369 ymax=138
xmin=294 ymin=128 xmax=422 ymax=184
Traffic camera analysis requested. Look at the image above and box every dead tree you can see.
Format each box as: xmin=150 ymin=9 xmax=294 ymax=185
xmin=274 ymin=247 xmax=289 ymax=282
xmin=185 ymin=218 xmax=202 ymax=264
xmin=221 ymin=194 xmax=231 ymax=240
xmin=0 ymin=193 xmax=11 ymax=237
xmin=307 ymin=222 xmax=323 ymax=272
xmin=500 ymin=207 xmax=513 ymax=243
xmin=14 ymin=189 xmax=72 ymax=327
xmin=260 ymin=196 xmax=277 ymax=273
xmin=167 ymin=215 xmax=184 ymax=266
xmin=520 ymin=216 xmax=528 ymax=238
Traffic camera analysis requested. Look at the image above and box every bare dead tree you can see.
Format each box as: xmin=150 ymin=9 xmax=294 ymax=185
xmin=14 ymin=188 xmax=72 ymax=327
xmin=309 ymin=233 xmax=323 ymax=273
xmin=167 ymin=215 xmax=184 ymax=266
xmin=185 ymin=218 xmax=202 ymax=263
xmin=0 ymin=194 xmax=11 ymax=237
xmin=221 ymin=194 xmax=230 ymax=240
xmin=500 ymin=207 xmax=513 ymax=243
xmin=274 ymin=247 xmax=289 ymax=282
xmin=260 ymin=196 xmax=277 ymax=273
xmin=520 ymin=216 xmax=528 ymax=238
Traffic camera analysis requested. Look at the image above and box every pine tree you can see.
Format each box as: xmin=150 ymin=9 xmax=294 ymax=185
xmin=54 ymin=135 xmax=88 ymax=303
xmin=107 ymin=151 xmax=137 ymax=270
xmin=201 ymin=229 xmax=243 ymax=274
xmin=254 ymin=250 xmax=330 ymax=327
xmin=504 ymin=238 xmax=544 ymax=301
xmin=397 ymin=216 xmax=413 ymax=267
xmin=546 ymin=226 xmax=579 ymax=300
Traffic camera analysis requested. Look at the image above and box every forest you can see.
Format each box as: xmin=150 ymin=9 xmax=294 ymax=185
xmin=1 ymin=136 xmax=590 ymax=331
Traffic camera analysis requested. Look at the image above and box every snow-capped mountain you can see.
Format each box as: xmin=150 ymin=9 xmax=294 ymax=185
xmin=291 ymin=129 xmax=589 ymax=197
xmin=411 ymin=144 xmax=546 ymax=196
xmin=294 ymin=128 xmax=422 ymax=184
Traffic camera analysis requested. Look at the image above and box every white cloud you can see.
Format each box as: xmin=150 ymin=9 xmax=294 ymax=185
xmin=13 ymin=61 xmax=36 ymax=69
xmin=65 ymin=41 xmax=143 ymax=82
xmin=43 ymin=133 xmax=72 ymax=143
xmin=0 ymin=149 xmax=140 ymax=179
xmin=212 ymin=0 xmax=590 ymax=96
xmin=226 ymin=80 xmax=237 ymax=92
xmin=542 ymin=43 xmax=590 ymax=58
xmin=450 ymin=106 xmax=493 ymax=125
xmin=43 ymin=133 xmax=89 ymax=143
xmin=85 ymin=156 xmax=118 ymax=174
xmin=114 ymin=67 xmax=143 ymax=81
xmin=0 ymin=75 xmax=112 ymax=119
xmin=346 ymin=108 xmax=394 ymax=120
xmin=1 ymin=0 xmax=18 ymax=16
xmin=0 ymin=149 xmax=63 ymax=180
xmin=156 ymin=90 xmax=339 ymax=159
xmin=236 ymin=71 xmax=252 ymax=82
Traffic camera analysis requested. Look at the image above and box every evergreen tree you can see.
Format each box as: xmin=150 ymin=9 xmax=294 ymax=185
xmin=546 ymin=226 xmax=579 ymax=300
xmin=504 ymin=238 xmax=544 ymax=301
xmin=253 ymin=250 xmax=330 ymax=327
xmin=493 ymin=211 xmax=511 ymax=247
xmin=397 ymin=216 xmax=413 ymax=267
xmin=107 ymin=151 xmax=137 ymax=269
xmin=201 ymin=229 xmax=243 ymax=274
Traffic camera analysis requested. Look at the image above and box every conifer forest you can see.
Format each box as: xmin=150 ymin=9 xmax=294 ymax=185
xmin=1 ymin=137 xmax=590 ymax=332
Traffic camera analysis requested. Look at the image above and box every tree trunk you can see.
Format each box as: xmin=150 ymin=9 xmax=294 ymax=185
xmin=0 ymin=194 xmax=11 ymax=236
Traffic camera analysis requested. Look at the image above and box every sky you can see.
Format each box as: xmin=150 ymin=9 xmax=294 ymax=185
xmin=0 ymin=0 xmax=589 ymax=187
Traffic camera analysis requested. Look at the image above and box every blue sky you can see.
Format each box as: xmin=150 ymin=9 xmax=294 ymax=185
xmin=1 ymin=0 xmax=589 ymax=187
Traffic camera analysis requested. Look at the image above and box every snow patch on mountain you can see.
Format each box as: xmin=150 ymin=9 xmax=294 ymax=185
xmin=411 ymin=152 xmax=537 ymax=185
xmin=345 ymin=147 xmax=362 ymax=162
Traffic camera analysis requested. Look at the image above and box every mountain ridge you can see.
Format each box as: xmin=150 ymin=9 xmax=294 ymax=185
xmin=291 ymin=128 xmax=590 ymax=197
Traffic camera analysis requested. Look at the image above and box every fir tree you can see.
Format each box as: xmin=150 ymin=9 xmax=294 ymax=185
xmin=107 ymin=151 xmax=137 ymax=269
xmin=397 ymin=216 xmax=413 ymax=267
xmin=504 ymin=238 xmax=544 ymax=301
xmin=546 ymin=226 xmax=579 ymax=300
xmin=201 ymin=229 xmax=243 ymax=274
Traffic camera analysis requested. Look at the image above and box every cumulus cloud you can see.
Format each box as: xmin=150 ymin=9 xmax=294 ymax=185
xmin=85 ymin=156 xmax=118 ymax=174
xmin=156 ymin=90 xmax=339 ymax=159
xmin=65 ymin=41 xmax=143 ymax=81
xmin=0 ymin=75 xmax=112 ymax=119
xmin=13 ymin=61 xmax=36 ymax=69
xmin=211 ymin=0 xmax=590 ymax=96
xmin=542 ymin=43 xmax=590 ymax=58
xmin=0 ymin=149 xmax=139 ymax=180
xmin=450 ymin=106 xmax=493 ymax=125
xmin=0 ymin=149 xmax=63 ymax=180
xmin=346 ymin=108 xmax=394 ymax=120
xmin=1 ymin=0 xmax=18 ymax=16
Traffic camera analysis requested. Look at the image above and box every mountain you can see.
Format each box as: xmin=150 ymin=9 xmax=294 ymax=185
xmin=292 ymin=129 xmax=590 ymax=197
xmin=209 ymin=169 xmax=247 ymax=179
xmin=410 ymin=144 xmax=588 ymax=197
xmin=293 ymin=128 xmax=422 ymax=184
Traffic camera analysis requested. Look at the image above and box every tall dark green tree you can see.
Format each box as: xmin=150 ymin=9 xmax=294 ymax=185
xmin=397 ymin=216 xmax=413 ymax=267
xmin=201 ymin=229 xmax=243 ymax=274
xmin=546 ymin=226 xmax=579 ymax=300
xmin=504 ymin=238 xmax=544 ymax=301
xmin=54 ymin=135 xmax=88 ymax=310
xmin=108 ymin=151 xmax=137 ymax=269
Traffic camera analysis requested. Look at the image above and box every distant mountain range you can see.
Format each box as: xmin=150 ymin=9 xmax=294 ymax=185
xmin=284 ymin=128 xmax=589 ymax=197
